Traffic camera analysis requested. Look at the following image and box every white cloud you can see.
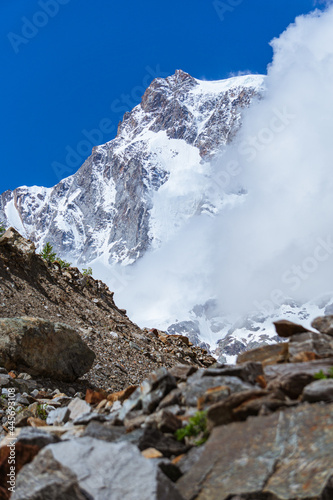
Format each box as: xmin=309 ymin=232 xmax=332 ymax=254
xmin=114 ymin=4 xmax=333 ymax=329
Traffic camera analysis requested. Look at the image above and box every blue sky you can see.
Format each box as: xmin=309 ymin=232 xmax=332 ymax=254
xmin=0 ymin=0 xmax=324 ymax=194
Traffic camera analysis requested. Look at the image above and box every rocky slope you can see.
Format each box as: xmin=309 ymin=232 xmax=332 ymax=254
xmin=1 ymin=316 xmax=333 ymax=499
xmin=0 ymin=228 xmax=214 ymax=393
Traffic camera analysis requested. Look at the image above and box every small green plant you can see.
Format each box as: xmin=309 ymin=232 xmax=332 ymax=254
xmin=0 ymin=224 xmax=5 ymax=236
xmin=41 ymin=242 xmax=57 ymax=263
xmin=314 ymin=367 xmax=333 ymax=380
xmin=175 ymin=411 xmax=209 ymax=446
xmin=58 ymin=258 xmax=71 ymax=269
xmin=82 ymin=267 xmax=93 ymax=276
xmin=36 ymin=404 xmax=48 ymax=420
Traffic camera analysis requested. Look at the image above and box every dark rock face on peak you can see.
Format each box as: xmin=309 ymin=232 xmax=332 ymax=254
xmin=0 ymin=71 xmax=265 ymax=266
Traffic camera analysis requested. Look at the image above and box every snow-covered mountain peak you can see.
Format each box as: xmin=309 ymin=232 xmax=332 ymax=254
xmin=0 ymin=70 xmax=265 ymax=266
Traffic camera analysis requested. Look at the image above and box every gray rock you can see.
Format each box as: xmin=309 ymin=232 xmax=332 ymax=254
xmin=118 ymin=368 xmax=177 ymax=421
xmin=46 ymin=407 xmax=70 ymax=426
xmin=16 ymin=427 xmax=61 ymax=448
xmin=83 ymin=421 xmax=126 ymax=442
xmin=68 ymin=397 xmax=92 ymax=421
xmin=288 ymin=331 xmax=333 ymax=361
xmin=15 ymin=394 xmax=30 ymax=405
xmin=202 ymin=361 xmax=263 ymax=385
xmin=12 ymin=449 xmax=89 ymax=500
xmin=137 ymin=428 xmax=189 ymax=458
xmin=302 ymin=378 xmax=333 ymax=403
xmin=182 ymin=374 xmax=253 ymax=407
xmin=174 ymin=446 xmax=204 ymax=475
xmin=0 ymin=317 xmax=95 ymax=381
xmin=177 ymin=403 xmax=333 ymax=500
xmin=73 ymin=412 xmax=108 ymax=426
xmin=312 ymin=315 xmax=333 ymax=337
xmin=264 ymin=359 xmax=333 ymax=399
xmin=15 ymin=437 xmax=185 ymax=500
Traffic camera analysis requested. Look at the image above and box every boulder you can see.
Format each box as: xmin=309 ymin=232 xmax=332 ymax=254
xmin=11 ymin=449 xmax=89 ymax=500
xmin=205 ymin=388 xmax=291 ymax=429
xmin=67 ymin=397 xmax=92 ymax=421
xmin=177 ymin=403 xmax=333 ymax=500
xmin=237 ymin=342 xmax=289 ymax=366
xmin=0 ymin=317 xmax=95 ymax=381
xmin=14 ymin=437 xmax=185 ymax=500
xmin=264 ymin=359 xmax=333 ymax=398
xmin=181 ymin=374 xmax=253 ymax=407
xmin=288 ymin=331 xmax=333 ymax=361
xmin=273 ymin=319 xmax=311 ymax=337
xmin=312 ymin=315 xmax=333 ymax=337
xmin=302 ymin=378 xmax=333 ymax=403
xmin=202 ymin=361 xmax=263 ymax=385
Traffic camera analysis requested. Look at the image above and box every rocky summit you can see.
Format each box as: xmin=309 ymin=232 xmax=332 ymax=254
xmin=1 ymin=229 xmax=333 ymax=498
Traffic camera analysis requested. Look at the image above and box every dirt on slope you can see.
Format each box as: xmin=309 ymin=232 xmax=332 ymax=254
xmin=0 ymin=228 xmax=214 ymax=392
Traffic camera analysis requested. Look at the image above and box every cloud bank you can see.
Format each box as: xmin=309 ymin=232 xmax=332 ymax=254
xmin=113 ymin=5 xmax=333 ymax=331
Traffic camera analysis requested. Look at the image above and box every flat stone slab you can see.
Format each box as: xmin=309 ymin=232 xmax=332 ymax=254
xmin=14 ymin=437 xmax=184 ymax=500
xmin=176 ymin=403 xmax=333 ymax=500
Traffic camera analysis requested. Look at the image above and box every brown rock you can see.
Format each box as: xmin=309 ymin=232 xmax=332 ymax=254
xmin=291 ymin=351 xmax=320 ymax=362
xmin=312 ymin=315 xmax=333 ymax=337
xmin=273 ymin=319 xmax=311 ymax=337
xmin=206 ymin=389 xmax=270 ymax=430
xmin=255 ymin=374 xmax=267 ymax=388
xmin=85 ymin=388 xmax=108 ymax=405
xmin=107 ymin=385 xmax=138 ymax=403
xmin=203 ymin=361 xmax=264 ymax=385
xmin=237 ymin=342 xmax=289 ymax=366
xmin=0 ymin=227 xmax=35 ymax=259
xmin=0 ymin=441 xmax=40 ymax=498
xmin=27 ymin=417 xmax=47 ymax=427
